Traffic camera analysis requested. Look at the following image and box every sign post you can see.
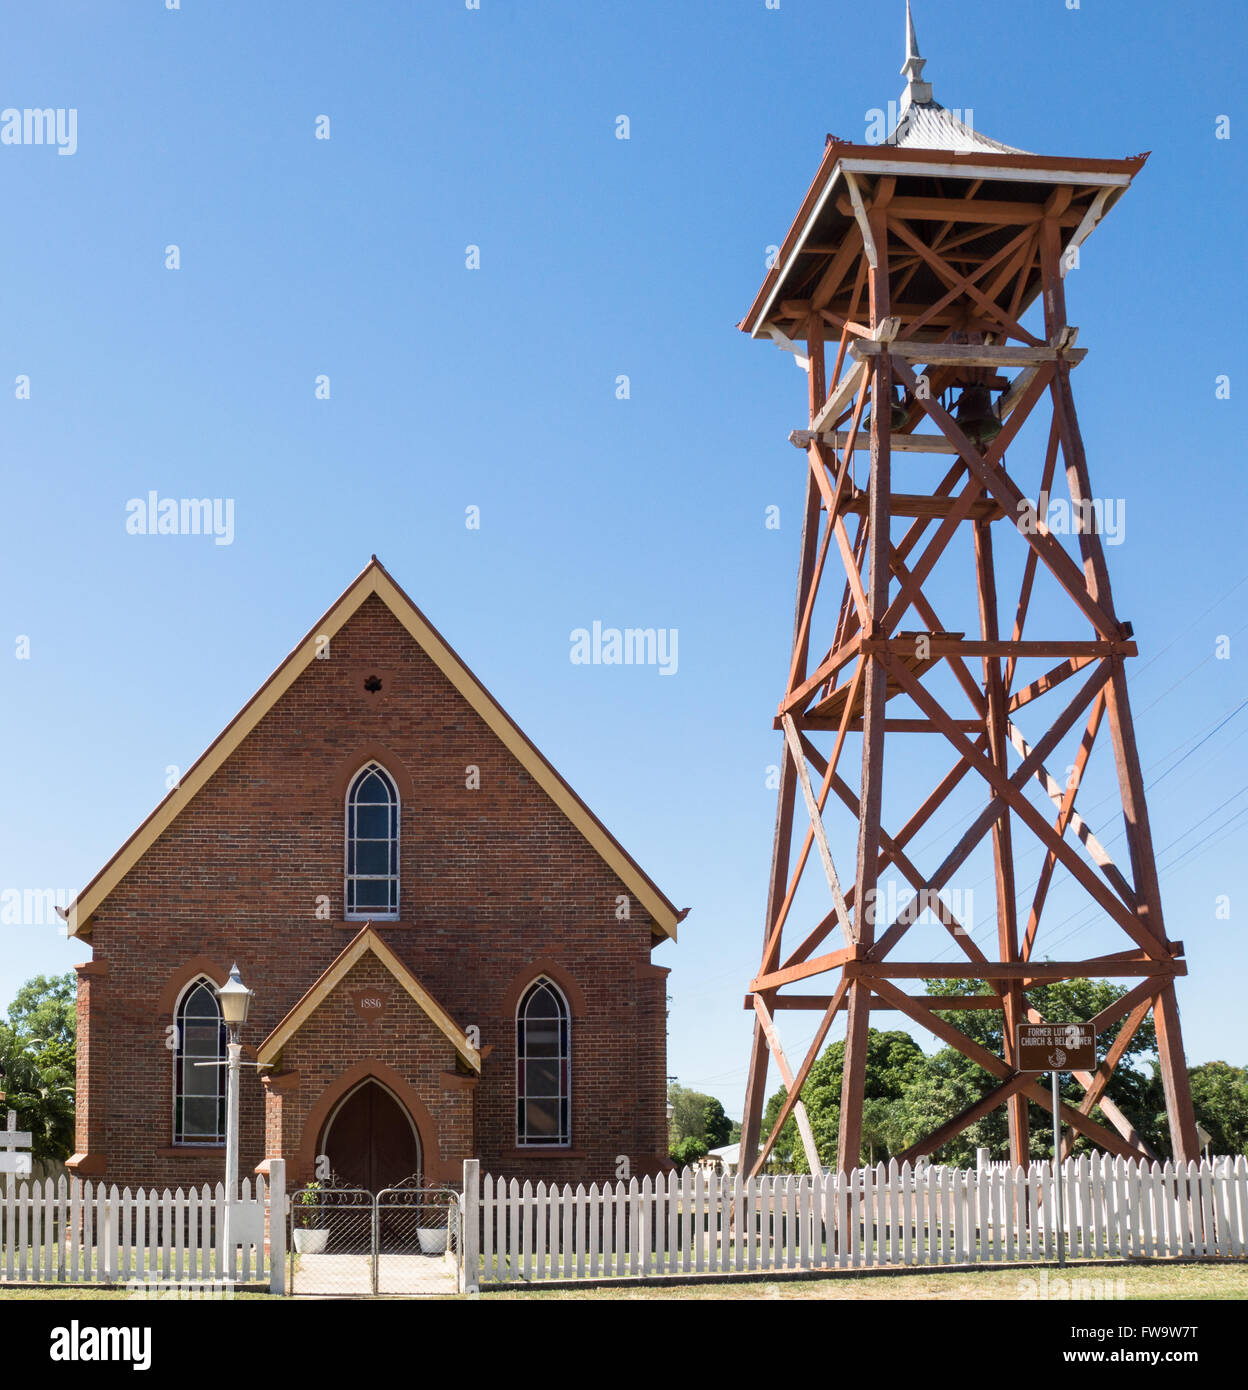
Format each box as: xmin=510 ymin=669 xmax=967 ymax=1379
xmin=1050 ymin=1068 xmax=1063 ymax=1266
xmin=1017 ymin=1023 xmax=1096 ymax=1268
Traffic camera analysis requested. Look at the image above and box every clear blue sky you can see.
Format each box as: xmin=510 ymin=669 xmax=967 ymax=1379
xmin=1 ymin=0 xmax=1245 ymax=1120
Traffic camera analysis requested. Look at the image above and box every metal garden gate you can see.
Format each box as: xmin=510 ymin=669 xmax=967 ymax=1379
xmin=289 ymin=1183 xmax=461 ymax=1296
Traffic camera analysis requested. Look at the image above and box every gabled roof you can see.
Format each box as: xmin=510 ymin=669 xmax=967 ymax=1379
xmin=67 ymin=557 xmax=684 ymax=942
xmin=256 ymin=924 xmax=480 ymax=1070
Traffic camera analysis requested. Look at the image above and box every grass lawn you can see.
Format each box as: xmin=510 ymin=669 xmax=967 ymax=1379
xmin=486 ymin=1261 xmax=1248 ymax=1300
xmin=0 ymin=1285 xmax=270 ymax=1300
xmin=0 ymin=1261 xmax=1244 ymax=1300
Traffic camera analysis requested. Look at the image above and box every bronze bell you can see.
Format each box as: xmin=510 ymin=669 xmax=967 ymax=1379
xmin=890 ymin=387 xmax=910 ymax=433
xmin=955 ymin=383 xmax=1002 ymax=448
xmin=867 ymin=386 xmax=911 ymax=433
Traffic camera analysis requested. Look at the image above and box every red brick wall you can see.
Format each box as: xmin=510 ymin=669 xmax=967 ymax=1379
xmin=71 ymin=962 xmax=108 ymax=1170
xmin=75 ymin=595 xmax=671 ymax=1188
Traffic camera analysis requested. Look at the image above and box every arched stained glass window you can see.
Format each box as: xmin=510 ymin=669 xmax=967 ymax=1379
xmin=174 ymin=979 xmax=226 ymax=1144
xmin=345 ymin=761 xmax=400 ymax=919
xmin=516 ymin=978 xmax=570 ymax=1146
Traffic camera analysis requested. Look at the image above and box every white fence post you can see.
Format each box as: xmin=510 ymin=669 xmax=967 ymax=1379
xmin=268 ymin=1160 xmax=286 ymax=1296
xmin=462 ymin=1159 xmax=480 ymax=1294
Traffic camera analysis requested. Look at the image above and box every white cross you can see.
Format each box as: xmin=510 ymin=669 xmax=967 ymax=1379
xmin=0 ymin=1109 xmax=33 ymax=1178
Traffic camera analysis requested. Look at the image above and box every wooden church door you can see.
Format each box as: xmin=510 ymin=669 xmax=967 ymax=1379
xmin=321 ymin=1079 xmax=422 ymax=1192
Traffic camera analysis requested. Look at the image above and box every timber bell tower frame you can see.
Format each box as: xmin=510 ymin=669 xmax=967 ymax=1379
xmin=738 ymin=5 xmax=1198 ymax=1176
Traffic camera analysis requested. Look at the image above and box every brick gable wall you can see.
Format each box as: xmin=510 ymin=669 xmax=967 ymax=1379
xmin=268 ymin=953 xmax=473 ymax=1185
xmin=75 ymin=594 xmax=671 ymax=1188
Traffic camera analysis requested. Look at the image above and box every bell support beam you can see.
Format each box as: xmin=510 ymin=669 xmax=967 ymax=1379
xmin=851 ymin=341 xmax=1087 ymax=369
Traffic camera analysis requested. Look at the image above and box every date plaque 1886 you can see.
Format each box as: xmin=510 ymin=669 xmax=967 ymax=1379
xmin=351 ymin=989 xmax=388 ymax=1024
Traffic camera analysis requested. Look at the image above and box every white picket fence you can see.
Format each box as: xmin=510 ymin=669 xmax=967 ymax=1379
xmin=465 ymin=1154 xmax=1248 ymax=1287
xmin=7 ymin=1154 xmax=1243 ymax=1294
xmin=0 ymin=1162 xmax=286 ymax=1290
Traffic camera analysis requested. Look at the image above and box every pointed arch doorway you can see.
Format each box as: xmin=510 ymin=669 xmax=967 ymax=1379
xmin=320 ymin=1078 xmax=422 ymax=1192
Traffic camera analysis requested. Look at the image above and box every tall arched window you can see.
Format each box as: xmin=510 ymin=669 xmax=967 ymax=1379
xmin=345 ymin=761 xmax=400 ymax=919
xmin=516 ymin=978 xmax=570 ymax=1146
xmin=173 ymin=979 xmax=226 ymax=1144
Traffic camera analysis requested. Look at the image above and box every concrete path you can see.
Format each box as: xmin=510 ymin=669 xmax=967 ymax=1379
xmin=291 ymin=1251 xmax=459 ymax=1297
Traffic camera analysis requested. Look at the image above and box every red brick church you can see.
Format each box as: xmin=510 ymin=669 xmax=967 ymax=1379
xmin=64 ymin=558 xmax=682 ymax=1190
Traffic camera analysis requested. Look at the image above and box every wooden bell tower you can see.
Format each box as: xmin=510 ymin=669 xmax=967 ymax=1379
xmin=738 ymin=3 xmax=1198 ymax=1175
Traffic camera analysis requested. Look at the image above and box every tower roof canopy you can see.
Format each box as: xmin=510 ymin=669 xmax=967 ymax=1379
xmin=739 ymin=4 xmax=1148 ymax=341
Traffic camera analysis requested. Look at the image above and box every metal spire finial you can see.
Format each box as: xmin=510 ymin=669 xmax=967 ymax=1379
xmin=900 ymin=0 xmax=933 ymax=107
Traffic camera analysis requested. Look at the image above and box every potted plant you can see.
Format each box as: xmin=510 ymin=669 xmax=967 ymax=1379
xmin=293 ymin=1182 xmax=330 ymax=1254
xmin=416 ymin=1187 xmax=454 ymax=1255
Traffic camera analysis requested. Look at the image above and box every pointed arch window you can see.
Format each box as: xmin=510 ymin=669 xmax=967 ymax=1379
xmin=345 ymin=761 xmax=400 ymax=919
xmin=516 ymin=978 xmax=571 ymax=1146
xmin=173 ymin=979 xmax=226 ymax=1144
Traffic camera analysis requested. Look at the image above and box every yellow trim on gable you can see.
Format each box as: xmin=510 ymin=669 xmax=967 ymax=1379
xmin=67 ymin=561 xmax=680 ymax=941
xmin=257 ymin=926 xmax=481 ymax=1071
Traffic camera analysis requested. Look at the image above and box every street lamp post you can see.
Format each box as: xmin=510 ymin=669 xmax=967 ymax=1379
xmin=216 ymin=963 xmax=253 ymax=1284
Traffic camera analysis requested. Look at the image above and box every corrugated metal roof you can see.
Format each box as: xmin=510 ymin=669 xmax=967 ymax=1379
xmin=889 ymin=2 xmax=1030 ymax=155
xmin=885 ymin=99 xmax=1030 ymax=156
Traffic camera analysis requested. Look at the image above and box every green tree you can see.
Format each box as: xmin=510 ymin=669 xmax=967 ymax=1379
xmin=1189 ymin=1062 xmax=1248 ymax=1156
xmin=1128 ymin=1062 xmax=1171 ymax=1157
xmin=1 ymin=972 xmax=76 ymax=1162
xmin=892 ymin=1048 xmax=1006 ymax=1167
xmin=761 ymin=1030 xmax=926 ymax=1171
xmin=8 ymin=972 xmax=76 ymax=1076
xmin=0 ymin=1027 xmax=75 ymax=1163
xmin=701 ymin=1096 xmax=733 ymax=1148
xmin=7 ymin=973 xmax=76 ymax=1047
xmin=667 ymin=1083 xmax=734 ymax=1150
xmin=669 ymin=1136 xmax=709 ymax=1167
